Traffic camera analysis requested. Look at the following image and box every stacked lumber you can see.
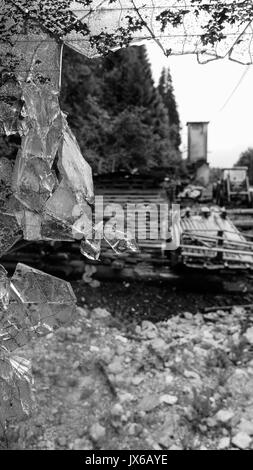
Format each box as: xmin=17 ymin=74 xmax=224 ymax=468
xmin=1 ymin=173 xmax=177 ymax=279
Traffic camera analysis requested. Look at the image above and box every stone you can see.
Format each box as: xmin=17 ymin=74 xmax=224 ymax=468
xmin=183 ymin=312 xmax=193 ymax=320
xmin=194 ymin=313 xmax=204 ymax=324
xmin=132 ymin=376 xmax=144 ymax=386
xmin=67 ymin=376 xmax=78 ymax=387
xmin=204 ymin=313 xmax=217 ymax=321
xmin=115 ymin=334 xmax=128 ymax=344
xmin=198 ymin=424 xmax=207 ymax=433
xmin=56 ymin=436 xmax=67 ymax=447
xmin=232 ymin=432 xmax=252 ymax=449
xmin=127 ymin=423 xmax=138 ymax=436
xmin=218 ymin=437 xmax=230 ymax=449
xmin=79 ymin=376 xmax=94 ymax=388
xmin=89 ymin=423 xmax=106 ymax=443
xmin=237 ymin=419 xmax=253 ymax=435
xmin=215 ymin=409 xmax=234 ymax=423
xmin=165 ymin=374 xmax=174 ymax=385
xmin=150 ymin=338 xmax=167 ymax=351
xmin=108 ymin=359 xmax=123 ymax=374
xmin=111 ymin=403 xmax=124 ymax=417
xmin=206 ymin=417 xmax=217 ymax=428
xmin=116 ymin=345 xmax=126 ymax=356
xmin=244 ymin=327 xmax=253 ymax=345
xmin=72 ymin=438 xmax=93 ymax=450
xmin=138 ymin=394 xmax=160 ymax=412
xmin=92 ymin=307 xmax=111 ymax=319
xmin=157 ymin=433 xmax=173 ymax=448
xmin=76 ymin=306 xmax=88 ymax=318
xmin=141 ymin=320 xmax=158 ymax=339
xmin=184 ymin=370 xmax=201 ymax=380
xmin=119 ymin=392 xmax=135 ymax=403
xmin=169 ymin=444 xmax=183 ymax=450
xmin=159 ymin=394 xmax=178 ymax=405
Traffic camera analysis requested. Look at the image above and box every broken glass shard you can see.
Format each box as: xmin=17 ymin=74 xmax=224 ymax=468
xmin=58 ymin=121 xmax=94 ymax=205
xmin=40 ymin=215 xmax=74 ymax=241
xmin=104 ymin=222 xmax=139 ymax=254
xmin=0 ymin=353 xmax=33 ymax=434
xmin=80 ymin=238 xmax=101 ymax=261
xmin=44 ymin=180 xmax=77 ymax=222
xmin=0 ymin=265 xmax=10 ymax=310
xmin=18 ymin=210 xmax=42 ymax=241
xmin=0 ymin=157 xmax=13 ymax=187
xmin=71 ymin=206 xmax=93 ymax=240
xmin=0 ymin=158 xmax=14 ymax=214
xmin=0 ymin=213 xmax=22 ymax=258
xmin=44 ymin=180 xmax=92 ymax=241
xmin=0 ymin=264 xmax=77 ymax=353
xmin=11 ymin=263 xmax=76 ymax=304
xmin=80 ymin=221 xmax=103 ymax=260
xmin=0 ymin=303 xmax=77 ymax=352
xmin=12 ymin=151 xmax=57 ymax=212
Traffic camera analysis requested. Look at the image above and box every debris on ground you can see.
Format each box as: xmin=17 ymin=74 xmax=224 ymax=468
xmin=6 ymin=296 xmax=253 ymax=450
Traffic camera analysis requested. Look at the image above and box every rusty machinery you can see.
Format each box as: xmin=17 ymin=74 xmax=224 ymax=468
xmin=214 ymin=167 xmax=252 ymax=207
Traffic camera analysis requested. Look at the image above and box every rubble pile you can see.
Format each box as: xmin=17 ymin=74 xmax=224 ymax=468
xmin=9 ymin=303 xmax=253 ymax=450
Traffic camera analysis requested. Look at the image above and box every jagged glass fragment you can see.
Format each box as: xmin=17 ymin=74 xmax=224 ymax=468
xmin=18 ymin=210 xmax=42 ymax=241
xmin=0 ymin=353 xmax=33 ymax=434
xmin=11 ymin=263 xmax=76 ymax=304
xmin=0 ymin=15 xmax=61 ymax=135
xmin=0 ymin=265 xmax=10 ymax=310
xmin=58 ymin=121 xmax=94 ymax=205
xmin=71 ymin=204 xmax=93 ymax=240
xmin=80 ymin=221 xmax=103 ymax=260
xmin=104 ymin=222 xmax=139 ymax=254
xmin=0 ymin=158 xmax=14 ymax=214
xmin=0 ymin=61 xmax=23 ymax=135
xmin=0 ymin=157 xmax=13 ymax=186
xmin=12 ymin=151 xmax=57 ymax=212
xmin=40 ymin=215 xmax=74 ymax=241
xmin=0 ymin=264 xmax=76 ymax=353
xmin=80 ymin=238 xmax=101 ymax=261
xmin=44 ymin=180 xmax=92 ymax=241
xmin=0 ymin=213 xmax=22 ymax=257
xmin=44 ymin=180 xmax=77 ymax=221
xmin=0 ymin=303 xmax=76 ymax=353
xmin=18 ymin=83 xmax=62 ymax=173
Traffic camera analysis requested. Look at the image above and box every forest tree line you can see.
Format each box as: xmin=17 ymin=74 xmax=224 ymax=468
xmin=60 ymin=45 xmax=181 ymax=174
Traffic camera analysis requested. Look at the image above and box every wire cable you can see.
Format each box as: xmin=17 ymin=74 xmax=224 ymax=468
xmin=218 ymin=64 xmax=251 ymax=113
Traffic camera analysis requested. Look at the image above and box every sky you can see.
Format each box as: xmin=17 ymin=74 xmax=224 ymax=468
xmin=147 ymin=43 xmax=253 ymax=168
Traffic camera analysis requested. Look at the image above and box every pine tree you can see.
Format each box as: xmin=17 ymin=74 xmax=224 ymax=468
xmin=158 ymin=67 xmax=181 ymax=150
xmin=100 ymin=46 xmax=181 ymax=169
xmin=101 ymin=46 xmax=169 ymax=127
xmin=60 ymin=45 xmax=182 ymax=173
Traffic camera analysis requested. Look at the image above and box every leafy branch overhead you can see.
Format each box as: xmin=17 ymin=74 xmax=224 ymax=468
xmin=1 ymin=1 xmax=253 ymax=59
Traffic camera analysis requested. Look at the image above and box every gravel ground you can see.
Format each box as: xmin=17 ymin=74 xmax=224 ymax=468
xmin=74 ymin=278 xmax=253 ymax=324
xmin=3 ymin=279 xmax=253 ymax=451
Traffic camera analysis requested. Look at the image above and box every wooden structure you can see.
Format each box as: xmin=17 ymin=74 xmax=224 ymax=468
xmin=94 ymin=173 xmax=177 ymax=280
